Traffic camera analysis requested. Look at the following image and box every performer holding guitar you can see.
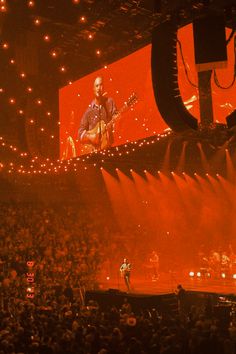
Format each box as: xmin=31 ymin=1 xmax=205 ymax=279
xmin=120 ymin=258 xmax=131 ymax=292
xmin=78 ymin=76 xmax=137 ymax=154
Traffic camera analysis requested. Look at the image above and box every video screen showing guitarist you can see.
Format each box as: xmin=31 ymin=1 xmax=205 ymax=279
xmin=78 ymin=76 xmax=117 ymax=154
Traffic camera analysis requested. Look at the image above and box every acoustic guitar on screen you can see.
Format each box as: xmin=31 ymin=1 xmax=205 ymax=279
xmin=80 ymin=93 xmax=138 ymax=155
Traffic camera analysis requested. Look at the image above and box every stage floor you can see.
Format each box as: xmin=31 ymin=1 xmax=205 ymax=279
xmin=98 ymin=271 xmax=236 ymax=296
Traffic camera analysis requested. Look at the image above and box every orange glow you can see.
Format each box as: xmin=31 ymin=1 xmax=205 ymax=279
xmin=80 ymin=16 xmax=86 ymax=22
xmin=116 ymin=169 xmax=142 ymax=227
xmin=60 ymin=66 xmax=66 ymax=72
xmin=28 ymin=1 xmax=35 ymax=7
xmin=43 ymin=35 xmax=50 ymax=42
xmin=197 ymin=143 xmax=210 ymax=172
xmin=34 ymin=18 xmax=41 ymax=26
xmin=162 ymin=142 xmax=172 ymax=171
xmin=225 ymin=149 xmax=234 ymax=181
xmin=176 ymin=142 xmax=187 ymax=173
xmin=101 ymin=169 xmax=128 ymax=229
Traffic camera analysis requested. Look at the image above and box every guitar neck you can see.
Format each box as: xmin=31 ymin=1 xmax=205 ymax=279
xmin=107 ymin=103 xmax=128 ymax=128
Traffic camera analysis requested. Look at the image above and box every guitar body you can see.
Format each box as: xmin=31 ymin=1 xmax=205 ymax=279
xmin=80 ymin=120 xmax=111 ymax=155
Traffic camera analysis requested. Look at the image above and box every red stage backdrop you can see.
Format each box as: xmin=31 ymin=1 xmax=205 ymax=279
xmin=59 ymin=25 xmax=236 ymax=159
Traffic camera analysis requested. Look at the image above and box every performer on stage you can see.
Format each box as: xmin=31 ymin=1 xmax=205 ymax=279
xmin=78 ymin=76 xmax=117 ymax=154
xmin=149 ymin=250 xmax=159 ymax=281
xmin=120 ymin=258 xmax=131 ymax=292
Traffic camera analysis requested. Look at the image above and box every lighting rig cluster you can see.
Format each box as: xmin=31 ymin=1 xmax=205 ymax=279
xmin=189 ymin=270 xmax=236 ymax=281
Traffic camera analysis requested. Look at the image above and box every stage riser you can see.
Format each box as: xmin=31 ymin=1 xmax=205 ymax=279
xmin=85 ymin=290 xmax=235 ymax=325
xmin=85 ymin=290 xmax=178 ymax=314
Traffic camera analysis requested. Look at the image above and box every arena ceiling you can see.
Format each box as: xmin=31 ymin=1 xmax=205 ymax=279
xmin=2 ymin=0 xmax=236 ymax=81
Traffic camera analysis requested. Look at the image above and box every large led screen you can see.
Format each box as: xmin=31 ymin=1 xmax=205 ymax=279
xmin=59 ymin=25 xmax=235 ymax=159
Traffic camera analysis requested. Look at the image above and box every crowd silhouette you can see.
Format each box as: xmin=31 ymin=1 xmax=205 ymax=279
xmin=0 ymin=202 xmax=236 ymax=353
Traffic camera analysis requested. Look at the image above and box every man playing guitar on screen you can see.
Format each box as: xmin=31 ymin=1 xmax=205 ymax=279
xmin=78 ymin=76 xmax=137 ymax=155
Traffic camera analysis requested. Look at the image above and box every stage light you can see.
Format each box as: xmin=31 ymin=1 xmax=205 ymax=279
xmin=196 ymin=272 xmax=201 ymax=277
xmin=43 ymin=35 xmax=50 ymax=42
xmin=80 ymin=16 xmax=86 ymax=23
xmin=189 ymin=271 xmax=194 ymax=277
xmin=233 ymin=274 xmax=236 ymax=279
xmin=221 ymin=273 xmax=226 ymax=279
xmin=50 ymin=50 xmax=57 ymax=58
xmin=34 ymin=18 xmax=41 ymax=26
xmin=60 ymin=66 xmax=66 ymax=72
xmin=106 ymin=276 xmax=110 ymax=280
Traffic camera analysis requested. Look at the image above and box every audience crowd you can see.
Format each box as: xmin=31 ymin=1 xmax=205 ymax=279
xmin=0 ymin=202 xmax=236 ymax=353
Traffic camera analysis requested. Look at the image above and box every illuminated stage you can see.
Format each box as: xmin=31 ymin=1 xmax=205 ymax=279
xmin=98 ymin=271 xmax=236 ymax=296
xmin=86 ymin=272 xmax=236 ymax=321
